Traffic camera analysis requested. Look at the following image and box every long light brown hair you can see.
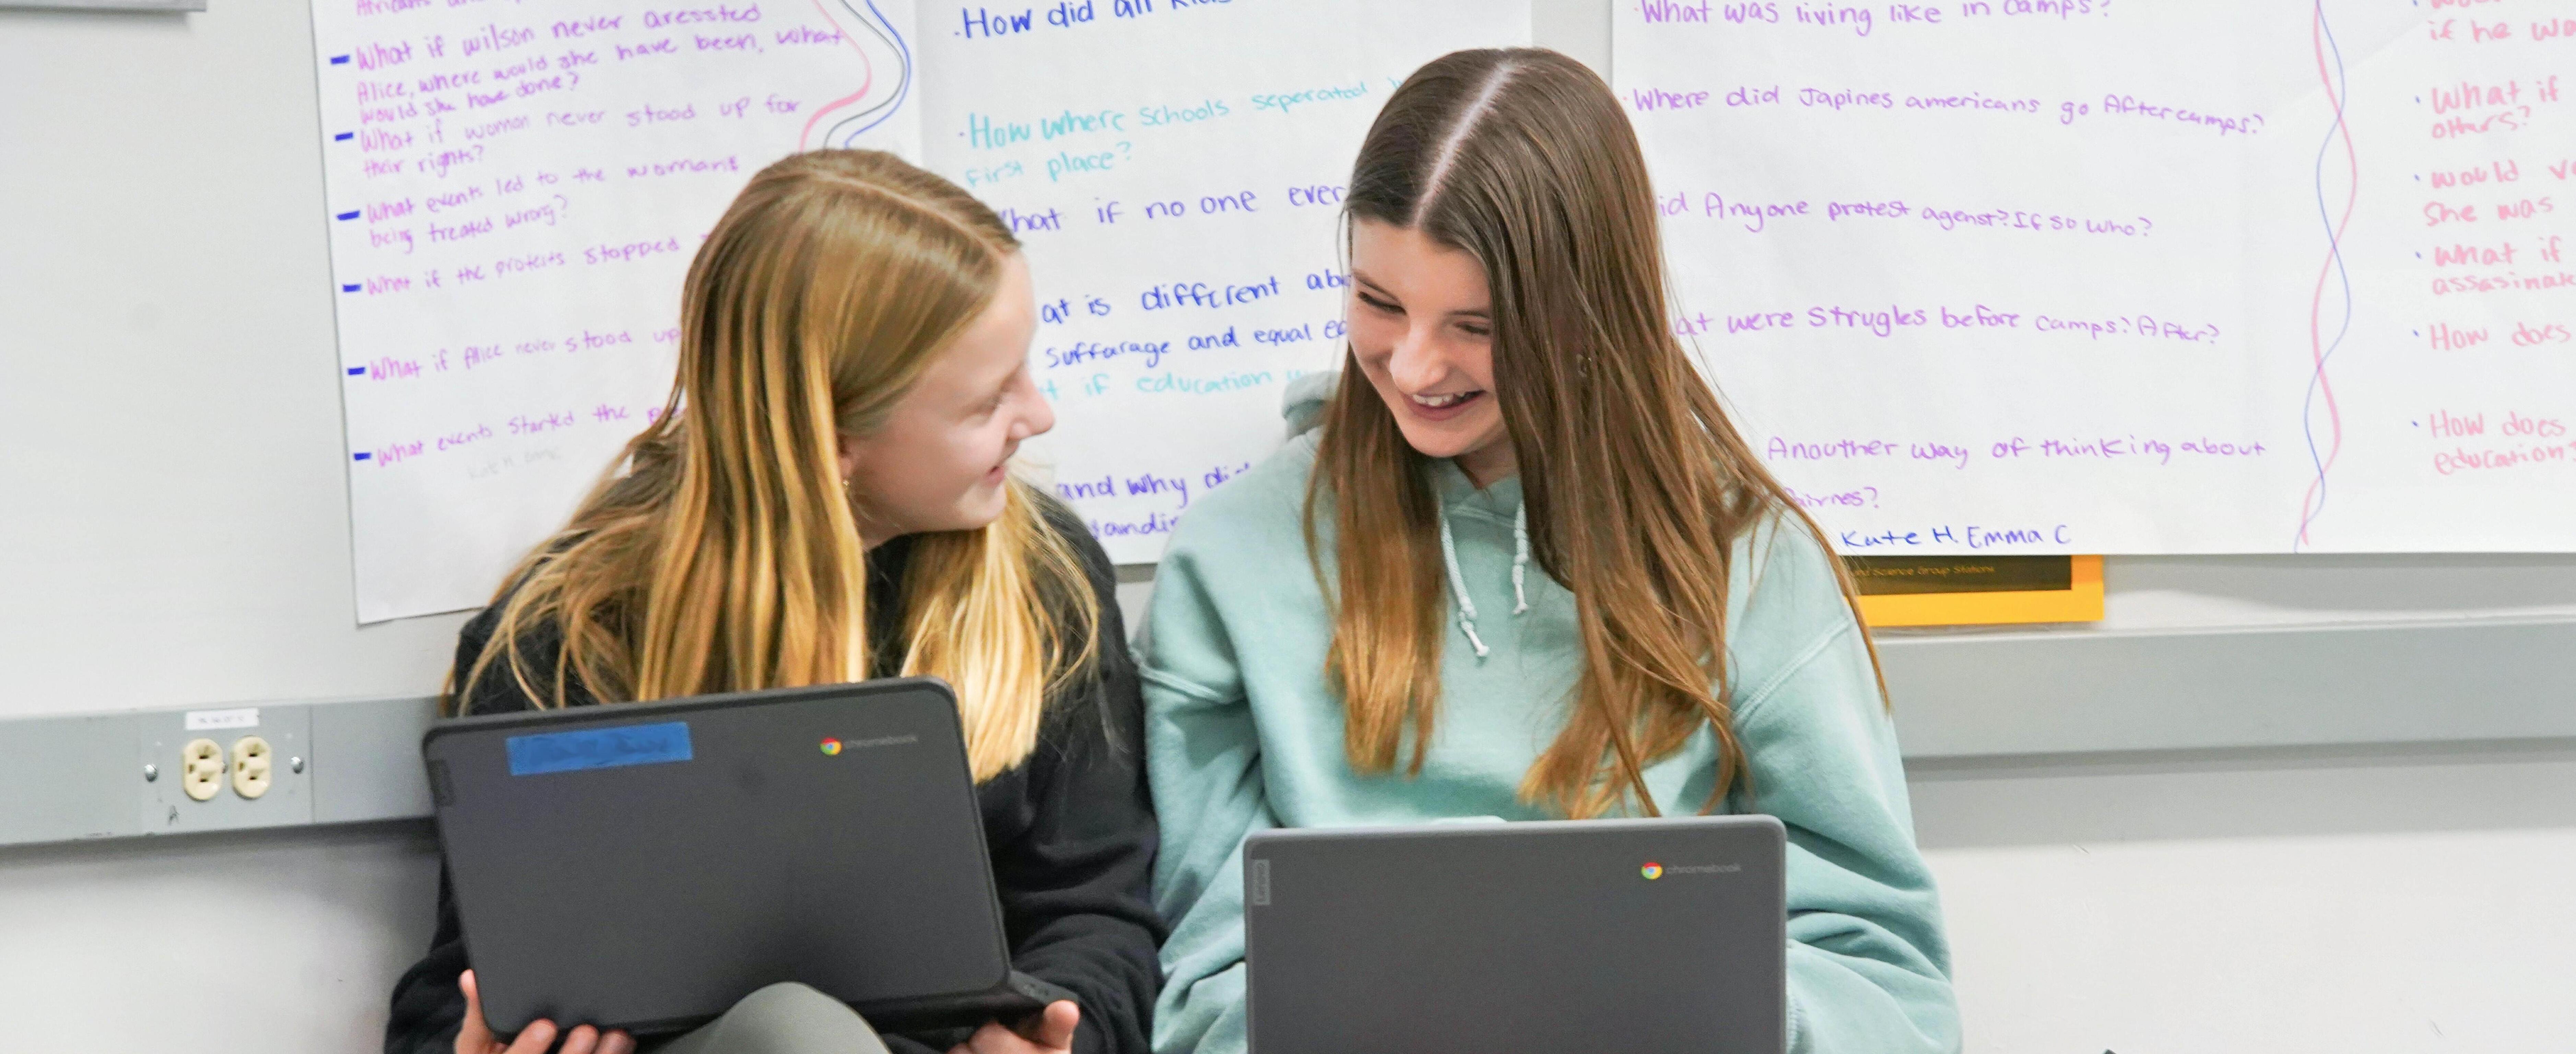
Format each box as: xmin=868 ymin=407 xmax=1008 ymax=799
xmin=454 ymin=150 xmax=1098 ymax=782
xmin=1307 ymin=49 xmax=1883 ymax=818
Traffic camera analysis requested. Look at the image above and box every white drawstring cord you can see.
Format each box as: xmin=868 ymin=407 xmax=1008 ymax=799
xmin=1437 ymin=507 xmax=1490 ymax=659
xmin=1510 ymin=505 xmax=1532 ymax=616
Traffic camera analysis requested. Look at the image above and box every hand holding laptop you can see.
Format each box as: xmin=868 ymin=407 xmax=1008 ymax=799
xmin=944 ymin=999 xmax=1080 ymax=1054
xmin=454 ymin=970 xmax=635 ymax=1054
xmin=453 ymin=968 xmax=1070 ymax=1054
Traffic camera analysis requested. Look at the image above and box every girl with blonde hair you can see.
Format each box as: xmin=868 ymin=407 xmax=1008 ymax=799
xmin=385 ymin=150 xmax=1162 ymax=1054
xmin=1145 ymin=49 xmax=1960 ymax=1053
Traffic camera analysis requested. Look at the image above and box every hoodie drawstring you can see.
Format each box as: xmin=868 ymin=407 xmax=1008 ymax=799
xmin=1439 ymin=503 xmax=1536 ymax=660
xmin=1437 ymin=506 xmax=1490 ymax=658
xmin=1511 ymin=506 xmax=1532 ymax=615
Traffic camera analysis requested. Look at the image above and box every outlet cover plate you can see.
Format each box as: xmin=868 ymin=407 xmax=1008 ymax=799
xmin=138 ymin=705 xmax=313 ymax=834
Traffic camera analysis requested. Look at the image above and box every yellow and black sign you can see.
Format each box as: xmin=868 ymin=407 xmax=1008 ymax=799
xmin=1843 ymin=555 xmax=2103 ymax=627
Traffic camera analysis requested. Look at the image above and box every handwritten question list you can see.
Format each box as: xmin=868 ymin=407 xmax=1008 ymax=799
xmin=1621 ymin=0 xmax=2576 ymax=553
xmin=313 ymin=0 xmax=920 ymax=620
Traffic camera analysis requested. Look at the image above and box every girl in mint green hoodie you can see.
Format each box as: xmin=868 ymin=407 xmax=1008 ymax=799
xmin=1140 ymin=48 xmax=1960 ymax=1053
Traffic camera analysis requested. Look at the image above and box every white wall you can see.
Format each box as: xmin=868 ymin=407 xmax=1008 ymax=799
xmin=0 ymin=822 xmax=440 ymax=1051
xmin=1915 ymin=749 xmax=2576 ymax=1052
xmin=4 ymin=1 xmax=2575 ymax=1052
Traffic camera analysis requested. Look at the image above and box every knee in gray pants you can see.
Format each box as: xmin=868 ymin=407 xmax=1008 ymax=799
xmin=649 ymin=983 xmax=891 ymax=1054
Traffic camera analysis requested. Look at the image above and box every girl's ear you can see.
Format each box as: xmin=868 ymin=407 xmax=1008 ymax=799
xmin=835 ymin=431 xmax=862 ymax=484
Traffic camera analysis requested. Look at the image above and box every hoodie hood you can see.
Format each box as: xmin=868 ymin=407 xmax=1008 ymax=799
xmin=1280 ymin=369 xmax=1338 ymax=442
xmin=1280 ymin=370 xmax=1532 ymax=658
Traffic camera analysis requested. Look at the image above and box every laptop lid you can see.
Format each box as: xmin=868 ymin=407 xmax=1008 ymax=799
xmin=1243 ymin=816 xmax=1787 ymax=1053
xmin=423 ymin=678 xmax=1010 ymax=1035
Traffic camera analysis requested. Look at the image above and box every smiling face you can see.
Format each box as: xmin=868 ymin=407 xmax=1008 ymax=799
xmin=1345 ymin=219 xmax=1514 ymax=486
xmin=838 ymin=252 xmax=1052 ymax=544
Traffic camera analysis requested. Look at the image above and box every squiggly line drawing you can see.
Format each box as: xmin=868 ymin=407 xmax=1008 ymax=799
xmin=799 ymin=0 xmax=913 ymax=151
xmin=2296 ymin=0 xmax=2357 ymax=550
xmin=826 ymin=1 xmax=912 ymax=145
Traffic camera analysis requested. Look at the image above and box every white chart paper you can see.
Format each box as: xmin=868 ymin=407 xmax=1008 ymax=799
xmin=918 ymin=0 xmax=1533 ymax=563
xmin=312 ymin=0 xmax=920 ymax=621
xmin=1619 ymin=1 xmax=2576 ymax=553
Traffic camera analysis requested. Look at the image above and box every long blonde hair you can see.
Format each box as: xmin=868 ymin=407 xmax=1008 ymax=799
xmin=1309 ymin=49 xmax=1884 ymax=818
xmin=454 ymin=150 xmax=1099 ymax=782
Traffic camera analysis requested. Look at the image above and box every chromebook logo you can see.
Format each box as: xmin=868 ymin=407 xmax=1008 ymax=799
xmin=819 ymin=738 xmax=843 ymax=756
xmin=1640 ymin=862 xmax=1663 ymax=880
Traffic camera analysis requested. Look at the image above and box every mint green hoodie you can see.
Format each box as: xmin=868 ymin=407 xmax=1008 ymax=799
xmin=1139 ymin=377 xmax=1961 ymax=1054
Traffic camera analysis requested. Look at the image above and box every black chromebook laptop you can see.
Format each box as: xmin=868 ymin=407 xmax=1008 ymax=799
xmin=1243 ymin=816 xmax=1788 ymax=1053
xmin=423 ymin=678 xmax=1070 ymax=1037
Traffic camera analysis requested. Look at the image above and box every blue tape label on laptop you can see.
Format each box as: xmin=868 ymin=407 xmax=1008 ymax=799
xmin=506 ymin=721 xmax=693 ymax=776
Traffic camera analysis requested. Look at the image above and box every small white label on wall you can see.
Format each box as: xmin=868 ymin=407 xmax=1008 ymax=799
xmin=184 ymin=707 xmax=259 ymax=731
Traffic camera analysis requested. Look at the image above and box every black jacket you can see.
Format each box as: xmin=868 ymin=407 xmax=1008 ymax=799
xmin=384 ymin=512 xmax=1164 ymax=1054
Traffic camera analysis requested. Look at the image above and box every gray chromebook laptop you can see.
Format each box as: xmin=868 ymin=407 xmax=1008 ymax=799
xmin=423 ymin=678 xmax=1070 ymax=1038
xmin=1243 ymin=816 xmax=1787 ymax=1053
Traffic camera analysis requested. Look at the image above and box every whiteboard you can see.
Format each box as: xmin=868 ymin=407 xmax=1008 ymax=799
xmin=1616 ymin=0 xmax=2576 ymax=555
xmin=915 ymin=0 xmax=1533 ymax=563
xmin=311 ymin=0 xmax=1531 ymax=618
xmin=0 ymin=0 xmax=471 ymax=723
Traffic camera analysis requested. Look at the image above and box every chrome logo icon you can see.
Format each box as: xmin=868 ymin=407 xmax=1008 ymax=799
xmin=1640 ymin=862 xmax=1663 ymax=880
xmin=819 ymin=738 xmax=843 ymax=756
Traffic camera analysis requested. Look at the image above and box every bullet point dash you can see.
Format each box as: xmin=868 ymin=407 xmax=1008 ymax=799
xmin=341 ymin=283 xmax=361 ymax=292
xmin=334 ymin=131 xmax=354 ymax=141
xmin=352 ymin=452 xmax=372 ymax=461
xmin=347 ymin=366 xmax=366 ymax=376
xmin=336 ymin=210 xmax=360 ymax=221
xmin=330 ymin=55 xmax=350 ymax=65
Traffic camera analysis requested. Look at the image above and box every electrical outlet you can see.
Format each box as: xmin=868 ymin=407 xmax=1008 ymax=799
xmin=230 ymin=736 xmax=273 ymax=799
xmin=138 ymin=706 xmax=313 ymax=834
xmin=180 ymin=739 xmax=224 ymax=802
